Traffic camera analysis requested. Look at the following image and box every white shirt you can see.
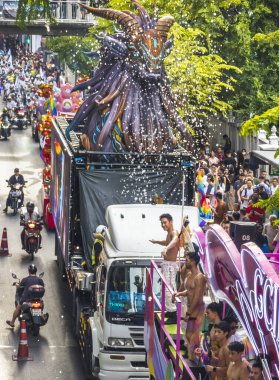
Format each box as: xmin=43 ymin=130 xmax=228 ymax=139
xmin=240 ymin=187 xmax=254 ymax=208
xmin=270 ymin=184 xmax=278 ymax=195
xmin=22 ymin=211 xmax=41 ymax=222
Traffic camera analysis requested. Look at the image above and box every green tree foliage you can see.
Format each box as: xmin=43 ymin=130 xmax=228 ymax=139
xmin=241 ymin=106 xmax=279 ymax=137
xmin=255 ymin=189 xmax=279 ymax=225
xmin=164 ymin=25 xmax=241 ymax=123
xmin=171 ymin=0 xmax=279 ymax=121
xmin=45 ymin=35 xmax=99 ymax=75
xmin=240 ymin=27 xmax=279 ymax=156
xmin=16 ymin=0 xmax=53 ymax=29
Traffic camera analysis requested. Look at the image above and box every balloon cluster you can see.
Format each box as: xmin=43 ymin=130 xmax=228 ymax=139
xmin=37 ymin=83 xmax=57 ymax=116
xmin=39 ymin=111 xmax=53 ymax=165
xmin=54 ymin=83 xmax=82 ymax=114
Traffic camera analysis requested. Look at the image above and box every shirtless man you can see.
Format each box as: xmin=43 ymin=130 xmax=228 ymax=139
xmin=227 ymin=342 xmax=250 ymax=380
xmin=206 ymin=321 xmax=231 ymax=380
xmin=249 ymin=361 xmax=263 ymax=380
xmin=150 ymin=213 xmax=179 ymax=324
xmin=173 ymin=249 xmax=206 ymax=359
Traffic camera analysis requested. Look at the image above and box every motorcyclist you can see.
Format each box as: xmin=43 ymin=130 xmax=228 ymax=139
xmin=20 ymin=202 xmax=42 ymax=249
xmin=0 ymin=107 xmax=10 ymax=122
xmin=6 ymin=264 xmax=45 ymax=328
xmin=3 ymin=168 xmax=25 ymax=212
xmin=6 ymin=95 xmax=17 ymax=114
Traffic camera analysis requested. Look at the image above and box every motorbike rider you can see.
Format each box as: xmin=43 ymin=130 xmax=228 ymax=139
xmin=0 ymin=107 xmax=10 ymax=122
xmin=20 ymin=202 xmax=42 ymax=249
xmin=6 ymin=95 xmax=17 ymax=117
xmin=6 ymin=264 xmax=45 ymax=328
xmin=3 ymin=168 xmax=25 ymax=212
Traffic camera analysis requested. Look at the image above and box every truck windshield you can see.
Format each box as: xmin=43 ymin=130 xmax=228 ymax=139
xmin=106 ymin=265 xmax=160 ymax=323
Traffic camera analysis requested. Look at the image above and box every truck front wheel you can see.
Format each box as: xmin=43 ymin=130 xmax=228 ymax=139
xmin=74 ymin=295 xmax=81 ymax=338
xmin=84 ymin=327 xmax=99 ymax=379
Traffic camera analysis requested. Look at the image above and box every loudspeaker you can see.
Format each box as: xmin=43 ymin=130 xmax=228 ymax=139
xmin=183 ymin=364 xmax=208 ymax=380
xmin=229 ymin=221 xmax=257 ymax=250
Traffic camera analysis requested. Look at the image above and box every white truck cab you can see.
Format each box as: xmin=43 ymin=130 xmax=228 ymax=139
xmin=90 ymin=204 xmax=199 ymax=380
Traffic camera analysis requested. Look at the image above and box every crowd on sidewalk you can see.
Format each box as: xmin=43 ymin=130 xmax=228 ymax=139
xmin=196 ymin=135 xmax=279 ymax=252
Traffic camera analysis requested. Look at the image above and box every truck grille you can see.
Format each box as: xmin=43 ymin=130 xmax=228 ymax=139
xmin=130 ymin=335 xmax=144 ymax=346
xmin=131 ymin=361 xmax=148 ymax=368
xmin=129 ymin=327 xmax=144 ymax=346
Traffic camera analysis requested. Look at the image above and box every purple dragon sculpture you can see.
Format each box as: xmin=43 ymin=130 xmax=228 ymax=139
xmin=66 ymin=0 xmax=192 ymax=153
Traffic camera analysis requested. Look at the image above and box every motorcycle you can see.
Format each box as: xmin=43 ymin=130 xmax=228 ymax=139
xmin=11 ymin=272 xmax=48 ymax=336
xmin=6 ymin=181 xmax=26 ymax=215
xmin=12 ymin=105 xmax=28 ymax=130
xmin=0 ymin=116 xmax=11 ymax=140
xmin=20 ymin=217 xmax=43 ymax=260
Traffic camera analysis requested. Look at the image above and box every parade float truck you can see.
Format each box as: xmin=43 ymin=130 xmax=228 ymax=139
xmin=50 ymin=116 xmax=197 ymax=380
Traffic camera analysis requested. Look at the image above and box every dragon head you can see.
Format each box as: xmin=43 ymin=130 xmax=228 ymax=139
xmin=80 ymin=1 xmax=174 ymax=81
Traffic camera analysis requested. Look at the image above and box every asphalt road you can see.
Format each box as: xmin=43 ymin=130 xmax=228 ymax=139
xmin=0 ymin=121 xmax=86 ymax=379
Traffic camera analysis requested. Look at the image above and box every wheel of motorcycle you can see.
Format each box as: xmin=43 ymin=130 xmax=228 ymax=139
xmin=33 ymin=324 xmax=40 ymax=336
xmin=13 ymin=207 xmax=17 ymax=216
xmin=31 ymin=251 xmax=34 ymax=261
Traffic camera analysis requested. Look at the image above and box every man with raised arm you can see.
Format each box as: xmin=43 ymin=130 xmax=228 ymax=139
xmin=150 ymin=213 xmax=179 ymax=324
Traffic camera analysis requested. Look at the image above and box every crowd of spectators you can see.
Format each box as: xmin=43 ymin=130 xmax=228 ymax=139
xmin=196 ymin=135 xmax=278 ymax=251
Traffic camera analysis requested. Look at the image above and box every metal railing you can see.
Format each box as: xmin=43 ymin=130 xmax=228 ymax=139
xmin=146 ymin=259 xmax=196 ymax=380
xmin=0 ymin=0 xmax=94 ymax=23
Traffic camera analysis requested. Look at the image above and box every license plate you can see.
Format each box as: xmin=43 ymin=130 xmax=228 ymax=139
xmin=31 ymin=309 xmax=42 ymax=316
xmin=11 ymin=191 xmax=21 ymax=196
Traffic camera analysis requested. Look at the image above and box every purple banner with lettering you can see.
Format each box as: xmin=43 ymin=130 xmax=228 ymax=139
xmin=195 ymin=224 xmax=279 ymax=377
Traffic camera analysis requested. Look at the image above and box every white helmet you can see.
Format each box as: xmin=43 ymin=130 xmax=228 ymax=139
xmin=95 ymin=225 xmax=107 ymax=236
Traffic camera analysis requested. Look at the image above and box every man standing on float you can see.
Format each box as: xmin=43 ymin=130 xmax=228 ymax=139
xmin=150 ymin=213 xmax=179 ymax=324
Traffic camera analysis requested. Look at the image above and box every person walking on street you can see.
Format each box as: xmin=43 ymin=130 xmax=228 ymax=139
xmin=223 ymin=135 xmax=232 ymax=154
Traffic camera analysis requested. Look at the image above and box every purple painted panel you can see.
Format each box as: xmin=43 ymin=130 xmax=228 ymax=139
xmin=196 ymin=224 xmax=279 ymax=377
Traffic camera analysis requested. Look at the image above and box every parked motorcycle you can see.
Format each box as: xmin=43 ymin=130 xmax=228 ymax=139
xmin=0 ymin=116 xmax=11 ymax=140
xmin=12 ymin=105 xmax=28 ymax=130
xmin=11 ymin=272 xmax=48 ymax=336
xmin=20 ymin=217 xmax=43 ymax=260
xmin=6 ymin=181 xmax=26 ymax=215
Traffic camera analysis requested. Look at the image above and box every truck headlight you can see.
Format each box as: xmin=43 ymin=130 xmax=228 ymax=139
xmin=108 ymin=338 xmax=134 ymax=347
